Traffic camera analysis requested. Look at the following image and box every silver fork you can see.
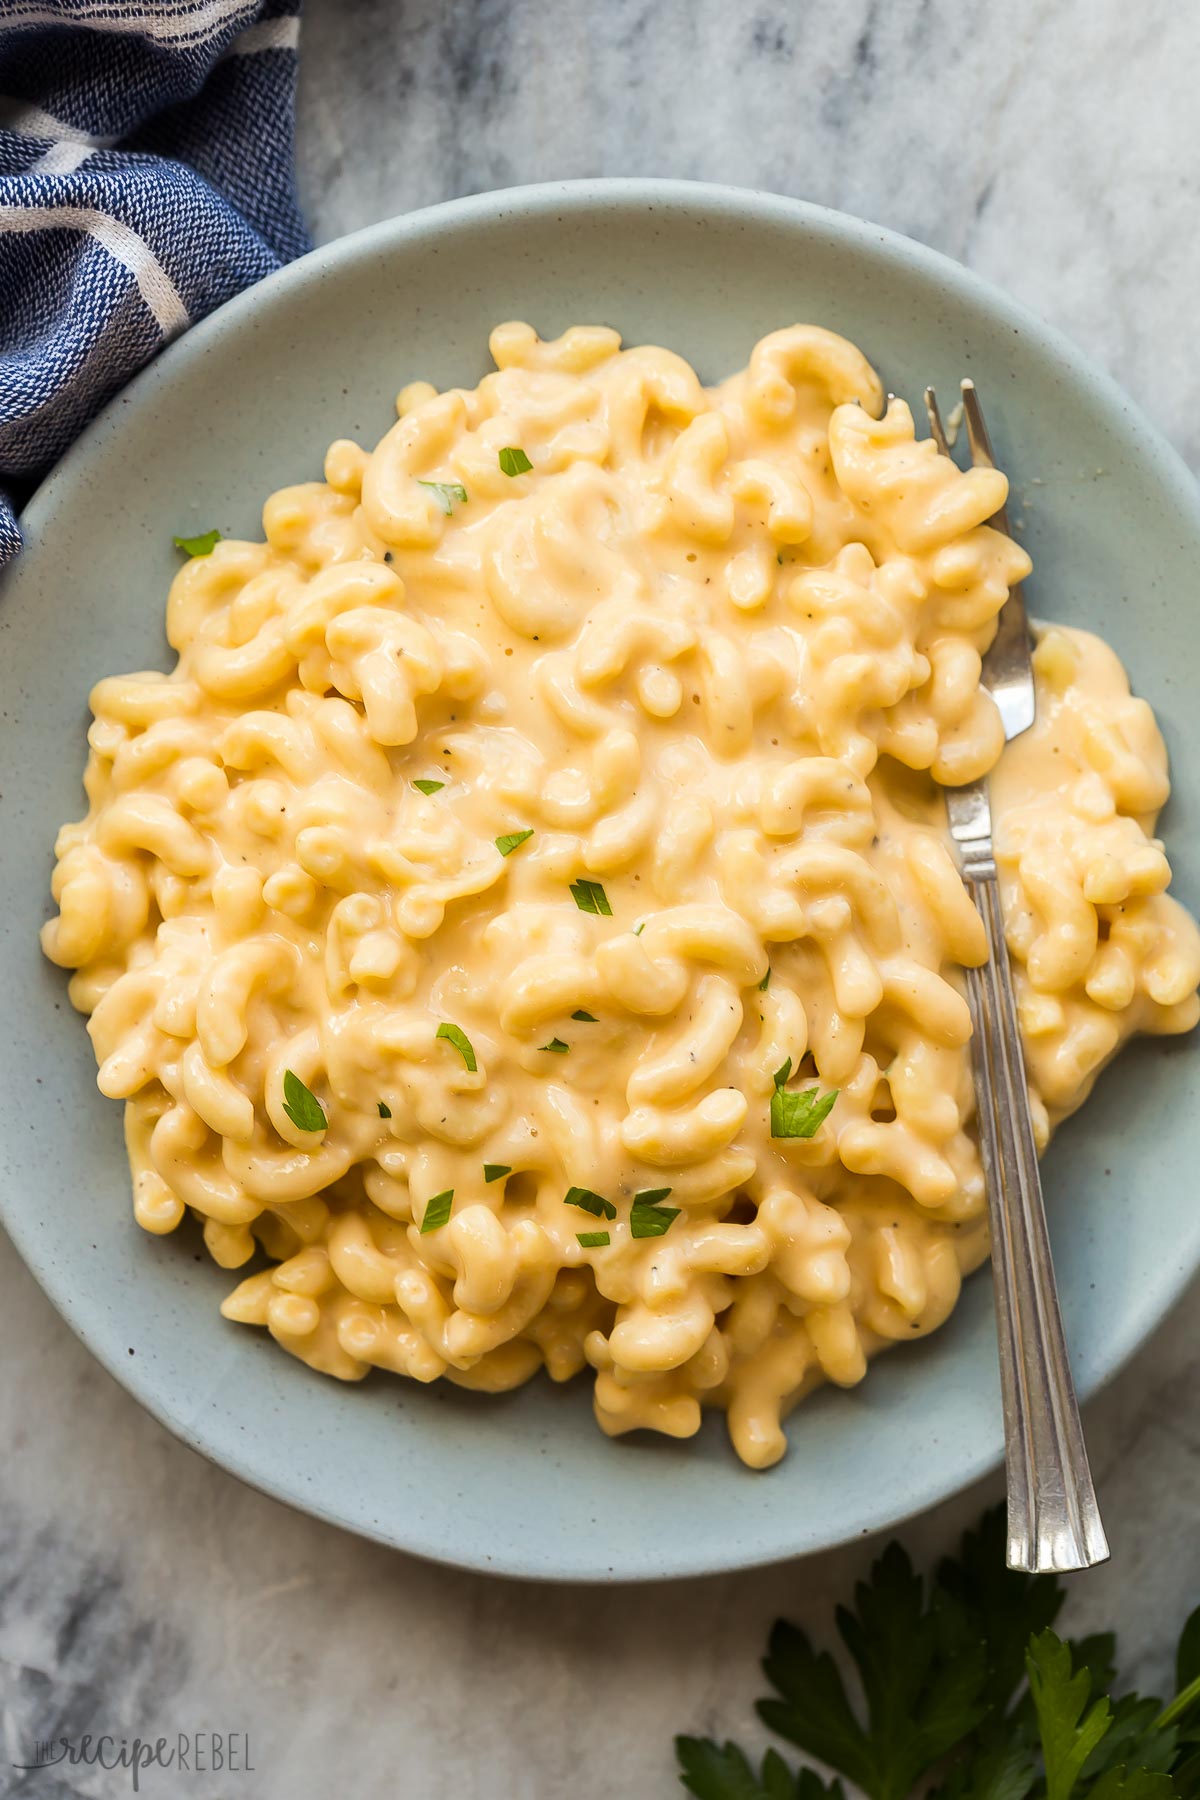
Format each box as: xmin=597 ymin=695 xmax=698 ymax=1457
xmin=924 ymin=380 xmax=1109 ymax=1573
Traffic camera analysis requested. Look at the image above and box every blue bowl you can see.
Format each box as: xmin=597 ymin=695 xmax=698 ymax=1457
xmin=2 ymin=180 xmax=1197 ymax=1580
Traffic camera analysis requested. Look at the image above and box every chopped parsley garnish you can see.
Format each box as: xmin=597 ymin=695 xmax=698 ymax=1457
xmin=173 ymin=528 xmax=221 ymax=557
xmin=633 ymin=921 xmax=645 ymax=935
xmin=758 ymin=967 xmax=771 ymax=991
xmin=496 ymin=828 xmax=534 ymax=856
xmin=571 ymin=1010 xmax=598 ymax=1022
xmin=576 ymin=1231 xmax=610 ymax=1248
xmin=281 ymin=1070 xmax=325 ymax=1133
xmin=413 ymin=778 xmax=445 ymax=796
xmin=570 ymin=878 xmax=612 ymax=916
xmin=630 ymin=1188 xmax=680 ymax=1238
xmin=417 ymin=479 xmax=468 ymax=515
xmin=377 ymin=1101 xmax=392 ymax=1118
xmin=770 ymin=1060 xmax=838 ymax=1139
xmin=483 ymin=1163 xmax=511 ymax=1183
xmin=419 ymin=1190 xmax=453 ymax=1233
xmin=564 ymin=1186 xmax=616 ymax=1220
xmin=540 ymin=1037 xmax=570 ymax=1054
xmin=436 ymin=1022 xmax=477 ymax=1072
xmin=499 ymin=446 xmax=533 ymax=477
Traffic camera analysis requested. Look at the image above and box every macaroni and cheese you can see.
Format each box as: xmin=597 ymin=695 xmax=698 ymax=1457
xmin=42 ymin=323 xmax=1200 ymax=1468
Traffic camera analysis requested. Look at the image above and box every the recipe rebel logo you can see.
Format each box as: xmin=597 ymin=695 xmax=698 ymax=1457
xmin=11 ymin=1731 xmax=255 ymax=1791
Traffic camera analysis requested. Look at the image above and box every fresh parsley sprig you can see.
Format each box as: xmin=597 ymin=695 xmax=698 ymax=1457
xmin=676 ymin=1508 xmax=1200 ymax=1800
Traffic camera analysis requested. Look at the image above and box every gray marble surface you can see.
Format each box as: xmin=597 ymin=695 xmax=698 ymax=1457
xmin=4 ymin=1 xmax=1200 ymax=1794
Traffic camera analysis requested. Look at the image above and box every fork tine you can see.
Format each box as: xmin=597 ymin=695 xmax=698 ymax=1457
xmin=923 ymin=385 xmax=951 ymax=457
xmin=960 ymin=379 xmax=997 ymax=470
xmin=961 ymin=380 xmax=1013 ymax=536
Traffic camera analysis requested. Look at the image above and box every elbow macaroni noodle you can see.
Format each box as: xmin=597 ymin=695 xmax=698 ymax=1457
xmin=42 ymin=323 xmax=1200 ymax=1469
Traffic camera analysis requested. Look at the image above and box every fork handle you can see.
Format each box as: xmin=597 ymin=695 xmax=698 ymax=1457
xmin=961 ymin=863 xmax=1110 ymax=1572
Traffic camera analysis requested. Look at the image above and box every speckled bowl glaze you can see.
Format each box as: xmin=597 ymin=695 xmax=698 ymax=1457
xmin=2 ymin=181 xmax=1198 ymax=1581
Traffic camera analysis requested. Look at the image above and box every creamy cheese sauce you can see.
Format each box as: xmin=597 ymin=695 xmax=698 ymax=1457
xmin=42 ymin=323 xmax=1200 ymax=1467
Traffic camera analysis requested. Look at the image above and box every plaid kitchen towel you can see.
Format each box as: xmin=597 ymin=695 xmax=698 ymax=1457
xmin=0 ymin=0 xmax=310 ymax=564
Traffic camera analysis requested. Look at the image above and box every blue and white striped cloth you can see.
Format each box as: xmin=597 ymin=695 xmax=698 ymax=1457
xmin=0 ymin=0 xmax=310 ymax=564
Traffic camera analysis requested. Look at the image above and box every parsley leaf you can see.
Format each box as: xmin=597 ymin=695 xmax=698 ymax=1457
xmin=496 ymin=828 xmax=534 ymax=856
xmin=282 ymin=1070 xmax=326 ymax=1133
xmin=571 ymin=1009 xmax=598 ymax=1021
xmin=483 ymin=1163 xmax=511 ymax=1183
xmin=377 ymin=1101 xmax=392 ymax=1118
xmin=570 ymin=878 xmax=612 ymax=916
xmin=576 ymin=1231 xmax=610 ymax=1248
xmin=676 ymin=1738 xmax=837 ymax=1799
xmin=1020 ymin=1634 xmax=1178 ymax=1800
xmin=540 ymin=1037 xmax=570 ymax=1053
xmin=418 ymin=479 xmax=468 ymax=514
xmin=413 ymin=778 xmax=445 ymax=795
xmin=630 ymin=1188 xmax=680 ymax=1238
xmin=758 ymin=1540 xmax=989 ymax=1800
xmin=677 ymin=1733 xmax=757 ymax=1799
xmin=1027 ymin=1632 xmax=1117 ymax=1800
xmin=770 ymin=1066 xmax=838 ymax=1140
xmin=173 ymin=528 xmax=221 ymax=557
xmin=420 ymin=1190 xmax=453 ymax=1233
xmin=499 ymin=445 xmax=533 ymax=476
xmin=436 ymin=1022 xmax=477 ymax=1072
xmin=564 ymin=1186 xmax=616 ymax=1220
xmin=758 ymin=967 xmax=772 ymax=991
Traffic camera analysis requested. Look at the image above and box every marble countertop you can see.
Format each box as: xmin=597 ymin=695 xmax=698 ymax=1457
xmin=4 ymin=2 xmax=1199 ymax=1794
